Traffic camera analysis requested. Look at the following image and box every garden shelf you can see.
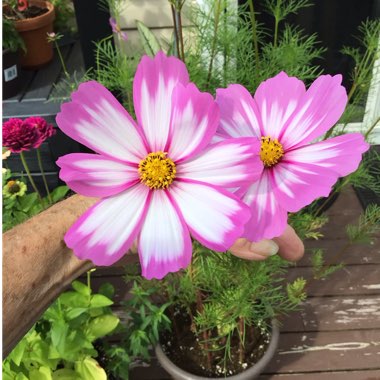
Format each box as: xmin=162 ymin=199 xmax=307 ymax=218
xmin=2 ymin=40 xmax=84 ymax=194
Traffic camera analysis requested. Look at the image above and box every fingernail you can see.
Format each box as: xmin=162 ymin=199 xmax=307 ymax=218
xmin=250 ymin=240 xmax=279 ymax=256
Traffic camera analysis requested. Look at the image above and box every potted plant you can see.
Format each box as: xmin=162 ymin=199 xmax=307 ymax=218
xmin=107 ymin=244 xmax=305 ymax=379
xmin=2 ymin=18 xmax=24 ymax=99
xmin=3 ymin=0 xmax=55 ymax=68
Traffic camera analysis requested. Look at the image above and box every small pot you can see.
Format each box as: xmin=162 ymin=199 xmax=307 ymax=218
xmin=3 ymin=49 xmax=22 ymax=99
xmin=14 ymin=0 xmax=55 ymax=69
xmin=155 ymin=320 xmax=280 ymax=380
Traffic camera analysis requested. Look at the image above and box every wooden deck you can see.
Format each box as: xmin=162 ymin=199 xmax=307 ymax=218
xmin=82 ymin=187 xmax=380 ymax=379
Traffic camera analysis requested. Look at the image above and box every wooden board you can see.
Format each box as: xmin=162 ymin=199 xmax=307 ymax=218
xmin=259 ymin=369 xmax=380 ymax=379
xmin=265 ymin=329 xmax=380 ymax=374
xmin=22 ymin=47 xmax=71 ymax=101
xmin=287 ymin=265 xmax=380 ymax=297
xmin=282 ymin=295 xmax=380 ymax=332
xmin=65 ymin=40 xmax=85 ymax=76
xmin=3 ymin=100 xmax=61 ymax=119
xmin=300 ymin=238 xmax=380 ymax=266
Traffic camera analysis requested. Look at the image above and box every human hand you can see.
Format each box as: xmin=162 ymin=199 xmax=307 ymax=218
xmin=229 ymin=225 xmax=304 ymax=262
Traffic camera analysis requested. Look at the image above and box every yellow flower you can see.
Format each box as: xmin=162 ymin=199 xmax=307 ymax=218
xmin=2 ymin=149 xmax=11 ymax=160
xmin=3 ymin=180 xmax=27 ymax=200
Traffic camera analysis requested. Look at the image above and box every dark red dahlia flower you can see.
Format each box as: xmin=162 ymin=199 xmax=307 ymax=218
xmin=25 ymin=116 xmax=56 ymax=142
xmin=2 ymin=118 xmax=43 ymax=153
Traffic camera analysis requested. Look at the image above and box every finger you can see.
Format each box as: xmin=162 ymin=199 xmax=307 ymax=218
xmin=273 ymin=225 xmax=304 ymax=262
xmin=229 ymin=238 xmax=279 ymax=261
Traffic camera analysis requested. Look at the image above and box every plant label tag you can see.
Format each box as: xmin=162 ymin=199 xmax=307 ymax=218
xmin=4 ymin=65 xmax=18 ymax=82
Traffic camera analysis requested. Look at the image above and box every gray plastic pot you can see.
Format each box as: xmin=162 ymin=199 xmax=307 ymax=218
xmin=155 ymin=320 xmax=280 ymax=380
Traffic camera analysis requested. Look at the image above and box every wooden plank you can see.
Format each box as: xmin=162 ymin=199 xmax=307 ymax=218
xmin=265 ymin=330 xmax=380 ymax=374
xmin=64 ymin=41 xmax=85 ymax=75
xmin=259 ymin=369 xmax=380 ymax=379
xmin=3 ymin=100 xmax=61 ymax=118
xmin=286 ymin=264 xmax=380 ymax=296
xmin=282 ymin=295 xmax=380 ymax=332
xmin=298 ymin=238 xmax=380 ymax=266
xmin=23 ymin=46 xmax=71 ymax=101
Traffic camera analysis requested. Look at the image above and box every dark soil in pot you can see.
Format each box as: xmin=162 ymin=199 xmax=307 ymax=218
xmin=159 ymin=309 xmax=270 ymax=378
xmin=3 ymin=5 xmax=48 ymax=20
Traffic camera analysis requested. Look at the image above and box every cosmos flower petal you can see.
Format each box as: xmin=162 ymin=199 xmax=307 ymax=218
xmin=138 ymin=190 xmax=192 ymax=280
xmin=284 ymin=133 xmax=369 ymax=177
xmin=167 ymin=83 xmax=219 ymax=162
xmin=216 ymin=84 xmax=262 ymax=139
xmin=271 ymin=161 xmax=338 ymax=213
xmin=254 ymin=72 xmax=306 ymax=140
xmin=57 ymin=153 xmax=140 ymax=197
xmin=177 ymin=137 xmax=263 ymax=188
xmin=65 ymin=184 xmax=150 ymax=266
xmin=280 ymin=74 xmax=347 ymax=149
xmin=237 ymin=171 xmax=288 ymax=241
xmin=57 ymin=81 xmax=148 ymax=164
xmin=133 ymin=51 xmax=189 ymax=152
xmin=169 ymin=180 xmax=251 ymax=251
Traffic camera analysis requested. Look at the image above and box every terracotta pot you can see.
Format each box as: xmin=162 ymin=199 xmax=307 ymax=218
xmin=3 ymin=49 xmax=23 ymax=99
xmin=14 ymin=0 xmax=55 ymax=69
xmin=155 ymin=320 xmax=280 ymax=380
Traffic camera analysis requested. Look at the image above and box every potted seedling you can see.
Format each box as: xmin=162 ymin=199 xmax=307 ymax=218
xmin=116 ymin=243 xmax=305 ymax=379
xmin=3 ymin=0 xmax=55 ymax=68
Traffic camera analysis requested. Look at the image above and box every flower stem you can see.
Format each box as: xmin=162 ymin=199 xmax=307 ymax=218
xmin=247 ymin=0 xmax=260 ymax=81
xmin=273 ymin=0 xmax=281 ymax=47
xmin=54 ymin=41 xmax=69 ymax=78
xmin=87 ymin=270 xmax=91 ymax=289
xmin=364 ymin=116 xmax=380 ymax=140
xmin=177 ymin=8 xmax=186 ymax=63
xmin=36 ymin=148 xmax=52 ymax=204
xmin=238 ymin=317 xmax=245 ymax=363
xmin=171 ymin=4 xmax=181 ymax=59
xmin=19 ymin=151 xmax=42 ymax=202
xmin=206 ymin=0 xmax=222 ymax=88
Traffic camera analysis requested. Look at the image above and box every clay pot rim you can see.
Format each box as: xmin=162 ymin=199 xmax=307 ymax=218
xmin=155 ymin=319 xmax=280 ymax=380
xmin=12 ymin=1 xmax=55 ymax=32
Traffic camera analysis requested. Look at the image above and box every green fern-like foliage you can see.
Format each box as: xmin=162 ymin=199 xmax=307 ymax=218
xmin=125 ymin=242 xmax=305 ymax=372
xmin=346 ymin=204 xmax=380 ymax=244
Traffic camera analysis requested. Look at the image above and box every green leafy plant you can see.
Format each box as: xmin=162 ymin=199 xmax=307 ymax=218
xmin=2 ymin=167 xmax=70 ymax=232
xmin=50 ymin=0 xmax=77 ymax=34
xmin=103 ymin=281 xmax=172 ymax=379
xmin=3 ymin=272 xmax=119 ymax=380
xmin=115 ymin=243 xmax=305 ymax=378
xmin=3 ymin=17 xmax=25 ymax=52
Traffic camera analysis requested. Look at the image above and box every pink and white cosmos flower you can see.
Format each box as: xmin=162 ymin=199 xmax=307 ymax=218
xmin=216 ymin=71 xmax=369 ymax=241
xmin=56 ymin=52 xmax=263 ymax=279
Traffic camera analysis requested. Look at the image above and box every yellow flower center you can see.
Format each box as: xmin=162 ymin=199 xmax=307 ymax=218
xmin=138 ymin=151 xmax=176 ymax=190
xmin=260 ymin=136 xmax=284 ymax=167
xmin=6 ymin=180 xmax=21 ymax=194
